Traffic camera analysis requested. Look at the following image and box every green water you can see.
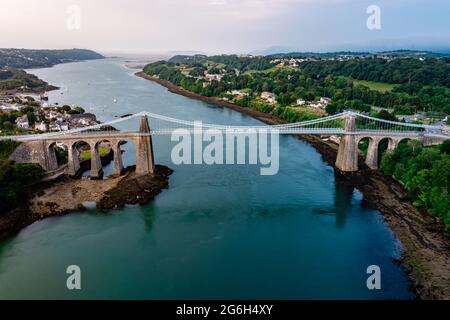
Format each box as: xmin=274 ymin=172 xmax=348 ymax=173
xmin=0 ymin=59 xmax=413 ymax=299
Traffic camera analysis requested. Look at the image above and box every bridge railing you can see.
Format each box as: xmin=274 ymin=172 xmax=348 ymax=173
xmin=0 ymin=110 xmax=448 ymax=141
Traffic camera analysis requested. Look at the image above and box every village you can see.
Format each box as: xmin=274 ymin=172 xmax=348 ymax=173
xmin=0 ymin=92 xmax=98 ymax=135
xmin=160 ymin=55 xmax=447 ymax=126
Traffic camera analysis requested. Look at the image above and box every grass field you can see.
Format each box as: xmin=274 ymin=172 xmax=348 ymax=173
xmin=352 ymin=79 xmax=397 ymax=92
xmin=80 ymin=146 xmax=110 ymax=161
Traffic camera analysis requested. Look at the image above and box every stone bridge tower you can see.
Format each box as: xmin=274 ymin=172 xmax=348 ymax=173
xmin=135 ymin=115 xmax=155 ymax=175
xmin=335 ymin=113 xmax=358 ymax=172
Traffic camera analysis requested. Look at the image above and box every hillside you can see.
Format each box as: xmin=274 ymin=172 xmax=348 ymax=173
xmin=0 ymin=67 xmax=56 ymax=93
xmin=0 ymin=48 xmax=104 ymax=69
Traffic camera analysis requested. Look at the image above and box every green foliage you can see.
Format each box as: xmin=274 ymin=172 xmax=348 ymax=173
xmin=144 ymin=55 xmax=450 ymax=117
xmin=0 ymin=105 xmax=42 ymax=133
xmin=375 ymin=110 xmax=397 ymax=121
xmin=380 ymin=142 xmax=450 ymax=228
xmin=0 ymin=67 xmax=53 ymax=91
xmin=54 ymin=147 xmax=68 ymax=165
xmin=0 ymin=140 xmax=21 ymax=160
xmin=440 ymin=140 xmax=450 ymax=154
xmin=300 ymin=58 xmax=450 ymax=87
xmin=358 ymin=138 xmax=370 ymax=156
xmin=0 ymin=140 xmax=44 ymax=213
xmin=66 ymin=106 xmax=85 ymax=114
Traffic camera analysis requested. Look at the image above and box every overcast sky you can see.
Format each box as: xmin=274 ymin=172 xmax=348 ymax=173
xmin=1 ymin=0 xmax=449 ymax=54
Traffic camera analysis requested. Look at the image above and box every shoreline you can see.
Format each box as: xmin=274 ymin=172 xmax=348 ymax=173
xmin=0 ymin=165 xmax=173 ymax=241
xmin=137 ymin=71 xmax=450 ymax=300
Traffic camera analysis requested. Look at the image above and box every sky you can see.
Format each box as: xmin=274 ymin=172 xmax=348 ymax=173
xmin=1 ymin=0 xmax=449 ymax=54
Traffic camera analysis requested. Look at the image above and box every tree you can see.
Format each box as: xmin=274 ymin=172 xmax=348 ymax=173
xmin=325 ymin=103 xmax=339 ymax=115
xmin=440 ymin=140 xmax=450 ymax=154
xmin=376 ymin=110 xmax=397 ymax=121
xmin=2 ymin=121 xmax=13 ymax=131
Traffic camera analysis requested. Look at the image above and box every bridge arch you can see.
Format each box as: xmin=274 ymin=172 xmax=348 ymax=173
xmin=70 ymin=140 xmax=101 ymax=178
xmin=356 ymin=136 xmax=380 ymax=169
xmin=356 ymin=136 xmax=374 ymax=154
xmin=47 ymin=141 xmax=69 ymax=171
xmin=93 ymin=139 xmax=115 ymax=177
xmin=377 ymin=137 xmax=396 ymax=163
xmin=398 ymin=137 xmax=418 ymax=146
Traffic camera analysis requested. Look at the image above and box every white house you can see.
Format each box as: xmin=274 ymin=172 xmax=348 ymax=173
xmin=49 ymin=123 xmax=61 ymax=131
xmin=261 ymin=92 xmax=277 ymax=104
xmin=1 ymin=104 xmax=22 ymax=112
xmin=204 ymin=74 xmax=223 ymax=82
xmin=231 ymin=90 xmax=249 ymax=97
xmin=15 ymin=115 xmax=29 ymax=129
xmin=309 ymin=102 xmax=323 ymax=109
xmin=320 ymin=97 xmax=331 ymax=105
xmin=34 ymin=122 xmax=48 ymax=132
xmin=296 ymin=99 xmax=306 ymax=106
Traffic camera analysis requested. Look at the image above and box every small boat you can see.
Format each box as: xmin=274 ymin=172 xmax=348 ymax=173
xmin=113 ymin=98 xmax=118 ymax=103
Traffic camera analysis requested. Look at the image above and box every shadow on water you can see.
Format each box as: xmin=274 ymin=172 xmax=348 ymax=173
xmin=312 ymin=171 xmax=355 ymax=229
xmin=139 ymin=204 xmax=156 ymax=232
xmin=333 ymin=175 xmax=355 ymax=229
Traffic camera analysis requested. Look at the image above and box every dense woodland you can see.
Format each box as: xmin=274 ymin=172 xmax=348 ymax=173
xmin=145 ymin=54 xmax=450 ymax=117
xmin=380 ymin=141 xmax=450 ymax=228
xmin=0 ymin=140 xmax=44 ymax=213
xmin=300 ymin=58 xmax=450 ymax=87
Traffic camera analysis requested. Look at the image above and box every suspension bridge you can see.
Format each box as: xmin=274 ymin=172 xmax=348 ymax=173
xmin=3 ymin=110 xmax=449 ymax=176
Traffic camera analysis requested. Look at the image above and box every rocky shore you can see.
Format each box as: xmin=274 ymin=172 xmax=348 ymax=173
xmin=137 ymin=71 xmax=450 ymax=300
xmin=0 ymin=165 xmax=173 ymax=241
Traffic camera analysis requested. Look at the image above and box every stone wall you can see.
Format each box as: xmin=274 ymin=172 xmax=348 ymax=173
xmin=9 ymin=141 xmax=51 ymax=169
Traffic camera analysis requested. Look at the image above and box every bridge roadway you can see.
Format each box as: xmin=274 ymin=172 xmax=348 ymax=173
xmin=4 ymin=112 xmax=449 ymax=174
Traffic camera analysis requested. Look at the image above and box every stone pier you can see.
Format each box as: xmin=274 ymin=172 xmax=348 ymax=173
xmin=112 ymin=142 xmax=124 ymax=176
xmin=135 ymin=115 xmax=155 ymax=175
xmin=67 ymin=143 xmax=80 ymax=176
xmin=335 ymin=113 xmax=358 ymax=172
xmin=90 ymin=142 xmax=103 ymax=178
xmin=365 ymin=137 xmax=380 ymax=170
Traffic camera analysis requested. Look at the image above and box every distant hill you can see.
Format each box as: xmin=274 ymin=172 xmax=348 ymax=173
xmin=249 ymin=46 xmax=300 ymax=56
xmin=251 ymin=48 xmax=450 ymax=58
xmin=0 ymin=67 xmax=56 ymax=93
xmin=267 ymin=51 xmax=371 ymax=59
xmin=168 ymin=54 xmax=208 ymax=64
xmin=0 ymin=48 xmax=104 ymax=69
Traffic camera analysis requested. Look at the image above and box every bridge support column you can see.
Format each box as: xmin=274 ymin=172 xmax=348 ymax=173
xmin=44 ymin=141 xmax=59 ymax=172
xmin=388 ymin=138 xmax=398 ymax=151
xmin=365 ymin=138 xmax=379 ymax=170
xmin=67 ymin=142 xmax=80 ymax=176
xmin=112 ymin=142 xmax=124 ymax=176
xmin=335 ymin=113 xmax=358 ymax=172
xmin=135 ymin=115 xmax=155 ymax=175
xmin=90 ymin=142 xmax=103 ymax=179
